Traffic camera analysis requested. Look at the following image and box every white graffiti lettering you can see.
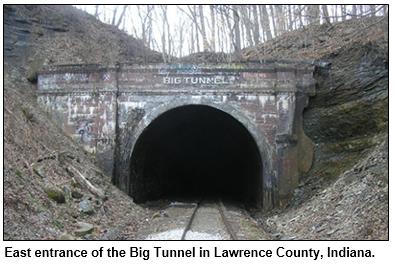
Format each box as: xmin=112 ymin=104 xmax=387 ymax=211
xmin=163 ymin=76 xmax=230 ymax=85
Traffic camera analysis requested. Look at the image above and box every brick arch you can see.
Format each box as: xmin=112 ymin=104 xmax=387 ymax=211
xmin=37 ymin=63 xmax=316 ymax=211
xmin=125 ymin=97 xmax=274 ymax=208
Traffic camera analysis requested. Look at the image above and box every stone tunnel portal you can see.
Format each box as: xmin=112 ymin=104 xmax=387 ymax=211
xmin=129 ymin=105 xmax=263 ymax=206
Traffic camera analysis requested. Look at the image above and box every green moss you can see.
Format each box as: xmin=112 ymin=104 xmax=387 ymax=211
xmin=306 ymin=96 xmax=388 ymax=144
xmin=313 ymin=132 xmax=387 ymax=183
xmin=26 ymin=59 xmax=49 ymax=83
xmin=43 ymin=187 xmax=66 ymax=203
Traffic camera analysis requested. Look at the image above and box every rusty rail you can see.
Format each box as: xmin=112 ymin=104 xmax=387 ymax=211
xmin=180 ymin=197 xmax=238 ymax=240
xmin=216 ymin=197 xmax=238 ymax=240
xmin=180 ymin=200 xmax=200 ymax=240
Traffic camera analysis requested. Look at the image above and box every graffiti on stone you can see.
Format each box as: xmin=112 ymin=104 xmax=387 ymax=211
xmin=162 ymin=76 xmax=235 ymax=85
xmin=77 ymin=122 xmax=93 ymax=143
xmin=97 ymin=131 xmax=114 ymax=148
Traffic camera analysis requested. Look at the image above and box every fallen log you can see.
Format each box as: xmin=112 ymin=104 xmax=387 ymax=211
xmin=66 ymin=163 xmax=107 ymax=200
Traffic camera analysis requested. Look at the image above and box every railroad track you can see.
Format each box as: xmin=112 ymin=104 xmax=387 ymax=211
xmin=180 ymin=197 xmax=238 ymax=240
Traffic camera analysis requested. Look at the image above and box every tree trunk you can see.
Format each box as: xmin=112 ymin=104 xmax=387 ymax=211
xmin=147 ymin=10 xmax=153 ymax=50
xmin=160 ymin=6 xmax=167 ymax=62
xmin=189 ymin=22 xmax=195 ymax=54
xmin=232 ymin=5 xmax=241 ymax=57
xmin=333 ymin=5 xmax=338 ymax=22
xmin=322 ymin=5 xmax=332 ymax=25
xmin=307 ymin=5 xmax=320 ymax=25
xmin=111 ymin=5 xmax=119 ymax=25
xmin=275 ymin=5 xmax=285 ymax=35
xmin=287 ymin=5 xmax=293 ymax=31
xmin=298 ymin=5 xmax=304 ymax=27
xmin=94 ymin=5 xmax=100 ymax=18
xmin=167 ymin=11 xmax=172 ymax=61
xmin=199 ymin=5 xmax=210 ymax=52
xmin=210 ymin=5 xmax=216 ymax=52
xmin=179 ymin=24 xmax=183 ymax=57
xmin=187 ymin=5 xmax=201 ymax=53
xmin=219 ymin=6 xmax=228 ymax=52
xmin=252 ymin=5 xmax=260 ymax=45
xmin=260 ymin=5 xmax=272 ymax=41
xmin=194 ymin=6 xmax=200 ymax=53
xmin=370 ymin=5 xmax=376 ymax=17
xmin=341 ymin=5 xmax=347 ymax=21
xmin=269 ymin=5 xmax=277 ymax=37
xmin=137 ymin=6 xmax=146 ymax=45
xmin=239 ymin=5 xmax=253 ymax=47
xmin=115 ymin=5 xmax=128 ymax=28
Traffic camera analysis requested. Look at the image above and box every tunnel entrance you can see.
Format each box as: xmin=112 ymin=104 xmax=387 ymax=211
xmin=129 ymin=105 xmax=263 ymax=206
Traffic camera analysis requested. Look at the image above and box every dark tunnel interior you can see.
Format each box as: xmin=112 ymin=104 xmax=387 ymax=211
xmin=129 ymin=105 xmax=263 ymax=205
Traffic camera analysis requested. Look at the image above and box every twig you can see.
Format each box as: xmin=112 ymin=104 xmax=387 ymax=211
xmin=36 ymin=151 xmax=76 ymax=162
xmin=350 ymin=16 xmax=387 ymax=37
xmin=37 ymin=152 xmax=58 ymax=162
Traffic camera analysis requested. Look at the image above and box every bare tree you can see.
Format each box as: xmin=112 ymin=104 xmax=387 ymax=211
xmin=275 ymin=5 xmax=285 ymax=35
xmin=94 ymin=5 xmax=100 ymax=18
xmin=78 ymin=4 xmax=388 ymax=58
xmin=210 ymin=5 xmax=216 ymax=52
xmin=351 ymin=5 xmax=357 ymax=17
xmin=115 ymin=5 xmax=128 ymax=28
xmin=239 ymin=5 xmax=253 ymax=47
xmin=232 ymin=5 xmax=241 ymax=56
xmin=260 ymin=5 xmax=272 ymax=41
xmin=158 ymin=5 xmax=168 ymax=62
xmin=166 ymin=9 xmax=173 ymax=60
xmin=370 ymin=5 xmax=376 ymax=17
xmin=111 ymin=5 xmax=119 ymax=25
xmin=183 ymin=5 xmax=203 ymax=52
xmin=176 ymin=16 xmax=187 ymax=57
xmin=269 ymin=5 xmax=277 ymax=37
xmin=252 ymin=5 xmax=260 ymax=45
xmin=189 ymin=21 xmax=195 ymax=54
xmin=306 ymin=5 xmax=320 ymax=25
xmin=287 ymin=5 xmax=294 ymax=31
xmin=297 ymin=5 xmax=305 ymax=27
xmin=321 ymin=5 xmax=331 ymax=25
xmin=341 ymin=5 xmax=347 ymax=21
xmin=198 ymin=5 xmax=210 ymax=52
xmin=218 ymin=6 xmax=229 ymax=52
xmin=137 ymin=5 xmax=154 ymax=48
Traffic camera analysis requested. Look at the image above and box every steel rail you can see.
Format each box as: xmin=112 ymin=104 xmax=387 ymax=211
xmin=180 ymin=197 xmax=238 ymax=240
xmin=216 ymin=197 xmax=238 ymax=240
xmin=180 ymin=200 xmax=201 ymax=240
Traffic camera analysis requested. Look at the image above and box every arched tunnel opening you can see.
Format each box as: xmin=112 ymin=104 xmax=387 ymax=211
xmin=129 ymin=105 xmax=263 ymax=206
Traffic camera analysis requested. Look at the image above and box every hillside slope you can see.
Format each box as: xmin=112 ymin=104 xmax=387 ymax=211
xmin=4 ymin=5 xmax=158 ymax=240
xmin=3 ymin=5 xmax=388 ymax=240
xmin=242 ymin=16 xmax=388 ymax=239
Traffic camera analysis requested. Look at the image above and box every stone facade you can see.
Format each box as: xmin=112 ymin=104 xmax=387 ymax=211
xmin=37 ymin=62 xmax=315 ymax=210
